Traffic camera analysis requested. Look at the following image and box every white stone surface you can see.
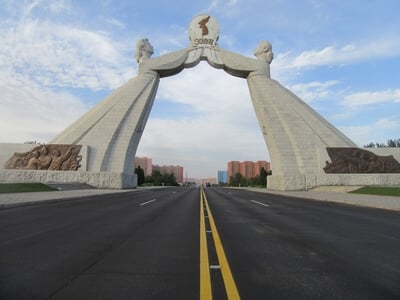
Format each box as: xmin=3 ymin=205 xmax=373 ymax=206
xmin=268 ymin=174 xmax=400 ymax=191
xmin=0 ymin=169 xmax=137 ymax=189
xmin=247 ymin=73 xmax=357 ymax=190
xmin=51 ymin=73 xmax=159 ymax=175
xmin=189 ymin=15 xmax=219 ymax=47
xmin=368 ymin=147 xmax=400 ymax=162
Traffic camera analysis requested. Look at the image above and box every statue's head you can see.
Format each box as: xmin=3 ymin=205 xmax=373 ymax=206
xmin=39 ymin=145 xmax=48 ymax=155
xmin=254 ymin=40 xmax=273 ymax=64
xmin=135 ymin=38 xmax=154 ymax=63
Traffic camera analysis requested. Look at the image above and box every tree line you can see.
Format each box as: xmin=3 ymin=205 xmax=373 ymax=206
xmin=135 ymin=166 xmax=179 ymax=186
xmin=364 ymin=138 xmax=400 ymax=148
xmin=229 ymin=167 xmax=271 ymax=187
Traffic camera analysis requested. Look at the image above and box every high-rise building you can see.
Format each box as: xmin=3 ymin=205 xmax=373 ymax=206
xmin=227 ymin=160 xmax=270 ymax=179
xmin=227 ymin=161 xmax=240 ymax=179
xmin=134 ymin=157 xmax=153 ymax=176
xmin=217 ymin=170 xmax=228 ymax=184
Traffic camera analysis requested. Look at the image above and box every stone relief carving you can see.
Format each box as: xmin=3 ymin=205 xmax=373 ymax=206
xmin=135 ymin=38 xmax=154 ymax=63
xmin=254 ymin=40 xmax=274 ymax=64
xmin=324 ymin=147 xmax=400 ymax=173
xmin=4 ymin=144 xmax=82 ymax=171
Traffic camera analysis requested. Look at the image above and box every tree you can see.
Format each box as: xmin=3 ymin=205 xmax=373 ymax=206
xmin=144 ymin=171 xmax=179 ymax=186
xmin=229 ymin=172 xmax=247 ymax=187
xmin=387 ymin=138 xmax=400 ymax=147
xmin=259 ymin=167 xmax=268 ymax=187
xmin=364 ymin=138 xmax=400 ymax=148
xmin=149 ymin=170 xmax=163 ymax=185
xmin=134 ymin=166 xmax=145 ymax=186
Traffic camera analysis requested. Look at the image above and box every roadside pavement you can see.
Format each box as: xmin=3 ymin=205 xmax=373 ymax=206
xmin=0 ymin=188 xmax=133 ymax=208
xmin=240 ymin=187 xmax=400 ymax=211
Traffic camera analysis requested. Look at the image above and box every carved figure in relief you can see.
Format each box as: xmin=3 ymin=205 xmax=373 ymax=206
xmin=66 ymin=152 xmax=82 ymax=171
xmin=38 ymin=145 xmax=52 ymax=170
xmin=49 ymin=148 xmax=72 ymax=170
xmin=135 ymin=38 xmax=154 ymax=63
xmin=61 ymin=147 xmax=82 ymax=171
xmin=4 ymin=145 xmax=82 ymax=171
xmin=254 ymin=40 xmax=274 ymax=64
xmin=324 ymin=147 xmax=400 ymax=173
xmin=24 ymin=151 xmax=40 ymax=170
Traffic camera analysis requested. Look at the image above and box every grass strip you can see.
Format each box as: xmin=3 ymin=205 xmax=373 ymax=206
xmin=350 ymin=186 xmax=400 ymax=197
xmin=0 ymin=183 xmax=57 ymax=193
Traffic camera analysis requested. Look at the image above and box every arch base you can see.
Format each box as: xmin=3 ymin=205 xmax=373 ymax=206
xmin=0 ymin=169 xmax=137 ymax=189
xmin=268 ymin=174 xmax=400 ymax=191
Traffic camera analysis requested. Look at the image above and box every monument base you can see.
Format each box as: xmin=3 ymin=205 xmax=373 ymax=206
xmin=0 ymin=170 xmax=137 ymax=189
xmin=268 ymin=174 xmax=400 ymax=191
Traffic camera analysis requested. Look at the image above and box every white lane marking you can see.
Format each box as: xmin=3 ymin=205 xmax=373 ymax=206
xmin=210 ymin=265 xmax=221 ymax=269
xmin=139 ymin=199 xmax=156 ymax=206
xmin=250 ymin=200 xmax=270 ymax=207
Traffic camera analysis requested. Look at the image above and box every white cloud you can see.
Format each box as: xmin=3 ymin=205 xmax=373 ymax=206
xmin=0 ymin=71 xmax=90 ymax=143
xmin=341 ymin=117 xmax=400 ymax=147
xmin=375 ymin=117 xmax=400 ymax=129
xmin=273 ymin=38 xmax=400 ymax=71
xmin=289 ymin=80 xmax=339 ymax=103
xmin=0 ymin=18 xmax=135 ymax=91
xmin=158 ymin=63 xmax=252 ymax=118
xmin=23 ymin=0 xmax=43 ymax=17
xmin=343 ymin=89 xmax=400 ymax=107
xmin=0 ymin=10 xmax=138 ymax=143
xmin=104 ymin=17 xmax=126 ymax=29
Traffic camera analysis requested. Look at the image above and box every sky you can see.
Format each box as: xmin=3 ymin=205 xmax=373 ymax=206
xmin=1 ymin=0 xmax=399 ymax=179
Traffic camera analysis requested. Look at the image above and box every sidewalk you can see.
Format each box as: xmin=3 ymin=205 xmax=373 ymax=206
xmin=0 ymin=188 xmax=133 ymax=208
xmin=239 ymin=187 xmax=400 ymax=211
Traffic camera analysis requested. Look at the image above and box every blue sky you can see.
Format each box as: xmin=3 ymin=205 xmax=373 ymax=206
xmin=1 ymin=0 xmax=399 ymax=178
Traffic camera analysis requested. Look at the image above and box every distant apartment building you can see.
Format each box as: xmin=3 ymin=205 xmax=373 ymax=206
xmin=199 ymin=178 xmax=217 ymax=186
xmin=153 ymin=164 xmax=184 ymax=183
xmin=217 ymin=170 xmax=228 ymax=184
xmin=228 ymin=161 xmax=240 ymax=179
xmin=135 ymin=157 xmax=184 ymax=183
xmin=134 ymin=157 xmax=153 ymax=176
xmin=227 ymin=160 xmax=270 ymax=179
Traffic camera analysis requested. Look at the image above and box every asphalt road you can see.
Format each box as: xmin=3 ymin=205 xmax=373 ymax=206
xmin=1 ymin=187 xmax=399 ymax=299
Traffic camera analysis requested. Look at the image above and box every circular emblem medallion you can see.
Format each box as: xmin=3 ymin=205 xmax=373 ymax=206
xmin=189 ymin=15 xmax=219 ymax=47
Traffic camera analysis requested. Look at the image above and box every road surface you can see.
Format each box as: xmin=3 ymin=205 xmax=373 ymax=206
xmin=1 ymin=187 xmax=399 ymax=299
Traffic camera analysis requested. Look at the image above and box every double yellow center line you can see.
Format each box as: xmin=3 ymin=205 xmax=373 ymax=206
xmin=200 ymin=188 xmax=240 ymax=299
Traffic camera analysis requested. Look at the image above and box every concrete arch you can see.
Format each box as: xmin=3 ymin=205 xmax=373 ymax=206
xmin=51 ymin=44 xmax=356 ymax=190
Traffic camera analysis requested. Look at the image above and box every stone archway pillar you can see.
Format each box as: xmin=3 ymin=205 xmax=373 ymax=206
xmin=50 ymin=70 xmax=160 ymax=188
xmin=247 ymin=72 xmax=357 ymax=190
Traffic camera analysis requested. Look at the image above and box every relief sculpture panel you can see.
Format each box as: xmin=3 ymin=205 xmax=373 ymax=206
xmin=324 ymin=147 xmax=400 ymax=173
xmin=4 ymin=144 xmax=82 ymax=171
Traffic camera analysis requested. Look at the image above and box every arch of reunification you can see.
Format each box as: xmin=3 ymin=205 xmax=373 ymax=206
xmin=2 ymin=15 xmax=400 ymax=190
